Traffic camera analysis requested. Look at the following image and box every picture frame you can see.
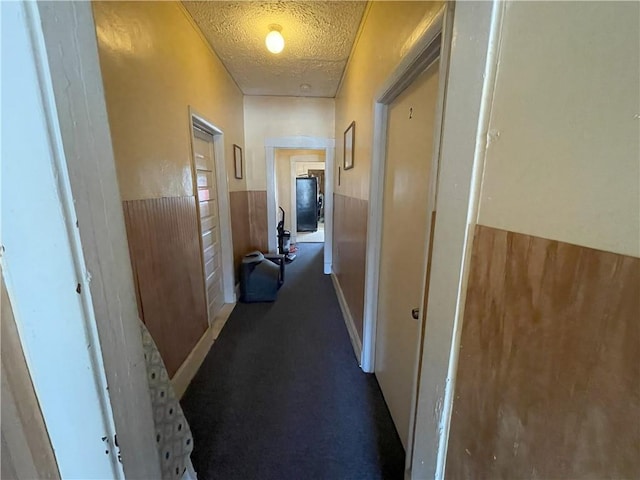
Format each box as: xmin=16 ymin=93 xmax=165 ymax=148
xmin=343 ymin=121 xmax=355 ymax=170
xmin=233 ymin=144 xmax=243 ymax=179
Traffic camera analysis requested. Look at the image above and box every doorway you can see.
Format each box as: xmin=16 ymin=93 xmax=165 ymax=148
xmin=188 ymin=111 xmax=236 ymax=314
xmin=361 ymin=3 xmax=453 ymax=474
xmin=265 ymin=137 xmax=335 ymax=274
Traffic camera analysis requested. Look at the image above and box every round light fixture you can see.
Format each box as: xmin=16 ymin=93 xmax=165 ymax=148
xmin=265 ymin=25 xmax=284 ymax=54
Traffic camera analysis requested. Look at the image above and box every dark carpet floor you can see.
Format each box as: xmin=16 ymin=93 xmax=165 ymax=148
xmin=181 ymin=243 xmax=405 ymax=480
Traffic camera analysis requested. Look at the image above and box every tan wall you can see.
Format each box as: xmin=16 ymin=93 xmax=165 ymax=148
xmin=477 ymin=1 xmax=640 ymax=257
xmin=243 ymin=96 xmax=334 ymax=191
xmin=93 ymin=1 xmax=246 ymax=199
xmin=335 ymin=1 xmax=444 ymax=200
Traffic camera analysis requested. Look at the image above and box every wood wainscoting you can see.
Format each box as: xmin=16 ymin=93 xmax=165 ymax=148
xmin=332 ymin=193 xmax=368 ymax=341
xmin=229 ymin=191 xmax=252 ymax=273
xmin=446 ymin=225 xmax=640 ymax=478
xmin=229 ymin=190 xmax=268 ymax=276
xmin=123 ymin=196 xmax=208 ymax=377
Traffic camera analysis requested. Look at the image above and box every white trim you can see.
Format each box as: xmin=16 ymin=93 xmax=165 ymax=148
xmin=361 ymin=102 xmax=388 ymax=374
xmin=290 ymin=161 xmax=298 ymax=242
xmin=361 ymin=3 xmax=489 ymax=476
xmin=264 ymin=136 xmax=335 ymax=149
xmin=323 ymin=147 xmax=335 ymax=274
xmin=362 ymin=4 xmax=447 ymax=374
xmin=409 ymin=2 xmax=501 ymax=479
xmin=2 ymin=2 xmax=160 ymax=477
xmin=188 ymin=108 xmax=236 ymax=305
xmin=264 ymin=137 xmax=334 ymax=273
xmin=266 ymin=146 xmax=277 ymax=252
xmin=434 ymin=3 xmax=504 ymax=477
xmin=172 ymin=303 xmax=235 ymax=398
xmin=330 ymin=273 xmax=362 ymax=363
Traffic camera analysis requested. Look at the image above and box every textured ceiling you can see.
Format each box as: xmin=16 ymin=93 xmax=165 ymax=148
xmin=182 ymin=1 xmax=367 ymax=97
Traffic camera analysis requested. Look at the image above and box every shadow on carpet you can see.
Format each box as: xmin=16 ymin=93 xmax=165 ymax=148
xmin=181 ymin=243 xmax=405 ymax=480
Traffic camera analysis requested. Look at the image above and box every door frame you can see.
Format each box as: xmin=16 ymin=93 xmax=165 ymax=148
xmin=265 ymin=137 xmax=334 ymax=274
xmin=361 ymin=3 xmax=452 ymax=468
xmin=188 ymin=108 xmax=236 ymax=308
xmin=362 ymin=5 xmax=450 ymax=371
xmin=289 ymin=155 xmax=325 ymax=243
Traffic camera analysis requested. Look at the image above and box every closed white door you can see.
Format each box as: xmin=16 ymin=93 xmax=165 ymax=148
xmin=192 ymin=127 xmax=224 ymax=323
xmin=375 ymin=59 xmax=440 ymax=448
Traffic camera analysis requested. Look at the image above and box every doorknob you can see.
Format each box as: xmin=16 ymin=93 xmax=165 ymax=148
xmin=412 ymin=308 xmax=420 ymax=320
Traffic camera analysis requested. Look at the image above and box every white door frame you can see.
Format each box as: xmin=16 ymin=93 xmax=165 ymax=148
xmin=361 ymin=3 xmax=452 ymax=470
xmin=361 ymin=2 xmax=503 ymax=477
xmin=265 ymin=137 xmax=335 ymax=274
xmin=290 ymin=156 xmax=325 ymax=244
xmin=3 ymin=1 xmax=161 ymax=477
xmin=188 ymin=108 xmax=236 ymax=306
xmin=362 ymin=3 xmax=449 ymax=373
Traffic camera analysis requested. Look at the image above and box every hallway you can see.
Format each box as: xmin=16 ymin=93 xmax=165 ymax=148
xmin=181 ymin=243 xmax=404 ymax=479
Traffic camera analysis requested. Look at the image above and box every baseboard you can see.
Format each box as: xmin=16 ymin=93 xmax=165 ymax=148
xmin=171 ymin=303 xmax=235 ymax=398
xmin=330 ymin=272 xmax=363 ymax=364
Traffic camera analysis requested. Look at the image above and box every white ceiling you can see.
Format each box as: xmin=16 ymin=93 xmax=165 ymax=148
xmin=182 ymin=1 xmax=367 ymax=98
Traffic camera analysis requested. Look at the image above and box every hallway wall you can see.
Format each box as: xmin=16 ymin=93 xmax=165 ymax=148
xmin=93 ymin=1 xmax=246 ymax=376
xmin=333 ymin=1 xmax=444 ymax=342
xmin=446 ymin=2 xmax=640 ymax=477
xmin=244 ymin=96 xmax=335 ymax=250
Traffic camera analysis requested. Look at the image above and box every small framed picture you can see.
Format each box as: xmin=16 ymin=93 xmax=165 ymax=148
xmin=343 ymin=121 xmax=355 ymax=171
xmin=233 ymin=144 xmax=243 ymax=179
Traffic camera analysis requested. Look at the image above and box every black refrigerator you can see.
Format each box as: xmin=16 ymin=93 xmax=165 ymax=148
xmin=296 ymin=177 xmax=318 ymax=232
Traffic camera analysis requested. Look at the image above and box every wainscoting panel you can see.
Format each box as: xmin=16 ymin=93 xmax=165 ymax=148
xmin=446 ymin=225 xmax=640 ymax=478
xmin=248 ymin=190 xmax=268 ymax=252
xmin=332 ymin=193 xmax=368 ymax=341
xmin=123 ymin=196 xmax=208 ymax=377
xmin=229 ymin=191 xmax=251 ymax=274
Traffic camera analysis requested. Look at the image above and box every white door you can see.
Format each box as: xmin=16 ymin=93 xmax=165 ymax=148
xmin=192 ymin=127 xmax=224 ymax=323
xmin=375 ymin=59 xmax=441 ymax=448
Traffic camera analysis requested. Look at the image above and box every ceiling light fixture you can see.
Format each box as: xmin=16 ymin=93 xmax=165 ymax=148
xmin=265 ymin=25 xmax=284 ymax=54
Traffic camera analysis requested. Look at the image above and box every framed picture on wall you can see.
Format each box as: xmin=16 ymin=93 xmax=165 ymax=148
xmin=343 ymin=121 xmax=355 ymax=170
xmin=233 ymin=144 xmax=243 ymax=179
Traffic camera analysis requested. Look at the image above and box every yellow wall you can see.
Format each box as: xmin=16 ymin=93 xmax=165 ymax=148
xmin=477 ymin=1 xmax=640 ymax=257
xmin=243 ymin=96 xmax=335 ymax=191
xmin=334 ymin=1 xmax=444 ymax=200
xmin=92 ymin=1 xmax=246 ymax=200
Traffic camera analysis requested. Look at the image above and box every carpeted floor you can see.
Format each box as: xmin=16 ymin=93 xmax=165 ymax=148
xmin=181 ymin=243 xmax=405 ymax=480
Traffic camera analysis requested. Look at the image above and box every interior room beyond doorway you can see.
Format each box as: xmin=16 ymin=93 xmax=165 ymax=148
xmin=274 ymin=148 xmax=326 ymax=245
